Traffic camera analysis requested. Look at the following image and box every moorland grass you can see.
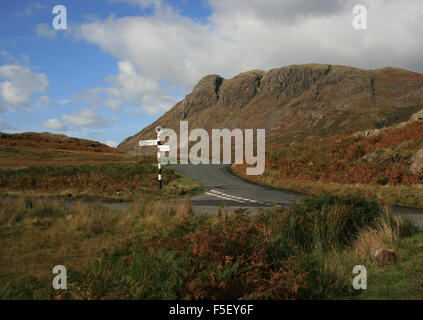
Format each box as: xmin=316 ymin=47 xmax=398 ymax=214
xmin=0 ymin=162 xmax=203 ymax=201
xmin=0 ymin=193 xmax=421 ymax=300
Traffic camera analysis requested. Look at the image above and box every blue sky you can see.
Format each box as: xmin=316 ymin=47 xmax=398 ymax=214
xmin=1 ymin=0 xmax=423 ymax=147
xmin=0 ymin=0 xmax=212 ymax=146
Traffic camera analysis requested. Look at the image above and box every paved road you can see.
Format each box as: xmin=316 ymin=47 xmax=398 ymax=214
xmin=170 ymin=164 xmax=302 ymax=215
xmin=170 ymin=164 xmax=423 ymax=228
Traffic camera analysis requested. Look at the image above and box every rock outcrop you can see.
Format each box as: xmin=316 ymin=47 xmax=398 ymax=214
xmin=119 ymin=64 xmax=423 ymax=153
xmin=410 ymin=109 xmax=423 ymax=122
xmin=411 ymin=148 xmax=423 ymax=173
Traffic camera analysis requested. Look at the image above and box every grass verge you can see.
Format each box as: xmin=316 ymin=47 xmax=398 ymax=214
xmin=232 ymin=165 xmax=423 ymax=208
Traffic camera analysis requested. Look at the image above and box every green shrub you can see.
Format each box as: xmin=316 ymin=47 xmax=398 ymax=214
xmin=1 ymin=276 xmax=53 ymax=300
xmin=396 ymin=217 xmax=420 ymax=238
xmin=261 ymin=193 xmax=383 ymax=251
xmin=69 ymin=246 xmax=190 ymax=300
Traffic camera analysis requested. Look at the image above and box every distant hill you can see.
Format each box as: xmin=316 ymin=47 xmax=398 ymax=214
xmin=119 ymin=64 xmax=423 ymax=153
xmin=0 ymin=132 xmax=124 ymax=154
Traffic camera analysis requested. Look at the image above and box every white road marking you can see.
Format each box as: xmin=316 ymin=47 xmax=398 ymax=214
xmin=204 ymin=192 xmax=245 ymax=203
xmin=210 ymin=190 xmax=256 ymax=202
xmin=208 ymin=189 xmax=267 ymax=205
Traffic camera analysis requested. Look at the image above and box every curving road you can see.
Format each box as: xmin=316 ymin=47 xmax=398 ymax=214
xmin=170 ymin=164 xmax=423 ymax=228
xmin=170 ymin=164 xmax=301 ymax=214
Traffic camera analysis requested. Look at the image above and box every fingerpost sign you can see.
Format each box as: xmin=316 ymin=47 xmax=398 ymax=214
xmin=138 ymin=126 xmax=165 ymax=189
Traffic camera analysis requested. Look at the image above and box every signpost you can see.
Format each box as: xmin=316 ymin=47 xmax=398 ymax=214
xmin=158 ymin=145 xmax=170 ymax=152
xmin=139 ymin=126 xmax=166 ymax=189
xmin=139 ymin=140 xmax=157 ymax=147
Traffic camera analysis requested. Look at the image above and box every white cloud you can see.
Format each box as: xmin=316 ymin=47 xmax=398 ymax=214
xmin=76 ymin=88 xmax=104 ymax=108
xmin=107 ymin=0 xmax=160 ymax=8
xmin=0 ymin=52 xmax=30 ymax=66
xmin=108 ymin=61 xmax=159 ymax=103
xmin=107 ymin=61 xmax=176 ymax=113
xmin=0 ymin=64 xmax=48 ymax=108
xmin=62 ymin=108 xmax=116 ymax=128
xmin=103 ymin=99 xmax=123 ymax=111
xmin=0 ymin=51 xmax=19 ymax=65
xmin=35 ymin=24 xmax=57 ymax=39
xmin=37 ymin=95 xmax=53 ymax=107
xmin=44 ymin=118 xmax=66 ymax=131
xmin=19 ymin=54 xmax=30 ymax=66
xmin=76 ymin=9 xmax=223 ymax=91
xmin=43 ymin=109 xmax=115 ymax=132
xmin=57 ymin=99 xmax=71 ymax=106
xmin=17 ymin=2 xmax=45 ymax=17
xmin=105 ymin=140 xmax=118 ymax=148
xmin=210 ymin=0 xmax=347 ymax=24
xmin=75 ymin=0 xmax=423 ymax=97
xmin=79 ymin=61 xmax=177 ymax=114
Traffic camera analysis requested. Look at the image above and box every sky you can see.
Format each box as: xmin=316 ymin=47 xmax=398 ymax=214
xmin=0 ymin=0 xmax=422 ymax=147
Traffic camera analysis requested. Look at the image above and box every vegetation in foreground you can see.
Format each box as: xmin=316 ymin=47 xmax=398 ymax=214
xmin=0 ymin=194 xmax=421 ymax=300
xmin=234 ymin=121 xmax=423 ymax=208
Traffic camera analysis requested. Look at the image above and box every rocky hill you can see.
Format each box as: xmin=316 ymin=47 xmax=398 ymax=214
xmin=119 ymin=64 xmax=423 ymax=153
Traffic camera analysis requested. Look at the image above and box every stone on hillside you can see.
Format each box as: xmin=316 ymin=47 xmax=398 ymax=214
xmin=371 ymin=248 xmax=398 ymax=266
xmin=361 ymin=129 xmax=381 ymax=138
xmin=362 ymin=148 xmax=398 ymax=163
xmin=410 ymin=109 xmax=423 ymax=122
xmin=410 ymin=148 xmax=423 ymax=173
xmin=393 ymin=121 xmax=410 ymax=129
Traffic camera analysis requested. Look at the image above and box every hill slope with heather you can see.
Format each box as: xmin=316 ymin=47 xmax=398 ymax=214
xmin=233 ymin=119 xmax=423 ymax=208
xmin=0 ymin=131 xmax=201 ymax=200
xmin=0 ymin=132 xmax=123 ymax=154
xmin=119 ymin=64 xmax=423 ymax=152
xmin=0 ymin=131 xmax=131 ymax=171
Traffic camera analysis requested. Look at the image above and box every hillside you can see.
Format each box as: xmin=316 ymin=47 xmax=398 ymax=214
xmin=0 ymin=132 xmax=123 ymax=154
xmin=119 ymin=64 xmax=423 ymax=153
xmin=0 ymin=132 xmax=131 ymax=170
xmin=232 ymin=118 xmax=423 ymax=208
xmin=0 ymin=131 xmax=200 ymax=200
